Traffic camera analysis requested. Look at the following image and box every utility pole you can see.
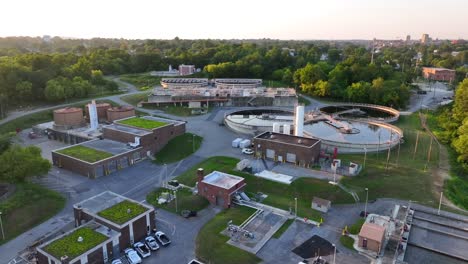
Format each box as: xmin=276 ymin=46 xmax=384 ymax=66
xmin=363 ymin=147 xmax=367 ymax=168
xmin=364 ymin=188 xmax=369 ymax=217
xmin=413 ymin=131 xmax=420 ymax=159
xmin=294 ymin=197 xmax=297 ymax=220
xmin=385 ymin=132 xmax=393 ymax=170
xmin=396 ymin=139 xmax=401 ymax=167
xmin=425 ymin=136 xmax=433 ymax=170
xmin=0 ymin=211 xmax=5 ymax=240
xmin=438 ymin=191 xmax=443 ymax=215
xmin=174 ymin=189 xmax=178 ymax=213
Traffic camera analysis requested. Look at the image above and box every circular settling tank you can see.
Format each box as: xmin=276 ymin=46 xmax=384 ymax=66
xmin=304 ymin=120 xmax=402 ymax=153
xmin=224 ymin=108 xmax=293 ymax=134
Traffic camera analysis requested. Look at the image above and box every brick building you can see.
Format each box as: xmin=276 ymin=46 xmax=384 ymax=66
xmin=197 ymin=169 xmax=246 ymax=208
xmin=422 ymin=67 xmax=456 ymax=82
xmin=37 ymin=192 xmax=155 ymax=264
xmin=253 ymin=132 xmax=321 ymax=167
xmin=178 ymin=64 xmax=196 ymax=76
xmin=358 ymin=222 xmax=386 ymax=254
xmin=52 ymin=116 xmax=186 ymax=178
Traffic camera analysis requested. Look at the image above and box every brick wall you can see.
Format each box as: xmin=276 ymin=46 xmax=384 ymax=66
xmin=253 ymin=138 xmax=321 ymax=167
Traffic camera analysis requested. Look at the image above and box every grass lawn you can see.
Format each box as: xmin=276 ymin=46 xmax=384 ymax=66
xmin=117 ymin=117 xmax=167 ymax=129
xmin=0 ymin=182 xmax=65 ymax=245
xmin=0 ymin=100 xmax=119 ymax=134
xmin=146 ymin=188 xmax=209 ymax=215
xmin=174 ymin=156 xmax=354 ymax=221
xmin=56 ymin=145 xmax=113 ymax=163
xmin=348 ymin=218 xmax=365 ymax=235
xmin=44 ymin=227 xmax=108 ymax=259
xmin=120 ymin=92 xmax=150 ymax=106
xmin=154 ymin=133 xmax=203 ymax=164
xmin=119 ymin=73 xmax=161 ymax=91
xmin=340 ymin=235 xmax=355 ymax=250
xmin=144 ymin=104 xmax=211 ymax=117
xmin=272 ymin=218 xmax=294 ymax=239
xmin=340 ymin=114 xmax=441 ymax=207
xmin=196 ymin=206 xmax=261 ymax=264
xmin=97 ymin=200 xmax=148 ymax=225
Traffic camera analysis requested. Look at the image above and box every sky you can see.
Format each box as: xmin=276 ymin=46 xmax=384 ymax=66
xmin=1 ymin=0 xmax=467 ymax=40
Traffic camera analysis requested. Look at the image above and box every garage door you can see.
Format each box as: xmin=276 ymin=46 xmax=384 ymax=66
xmin=95 ymin=165 xmax=104 ymax=178
xmin=108 ymin=160 xmax=117 ymax=174
xmin=266 ymin=149 xmax=275 ymax=159
xmin=120 ymin=157 xmax=129 ymax=169
xmin=216 ymin=196 xmax=224 ymax=207
xmin=286 ymin=153 xmax=296 ymax=163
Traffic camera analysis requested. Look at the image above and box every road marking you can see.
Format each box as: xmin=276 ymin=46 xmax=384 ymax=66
xmin=156 ymin=216 xmax=177 ymax=236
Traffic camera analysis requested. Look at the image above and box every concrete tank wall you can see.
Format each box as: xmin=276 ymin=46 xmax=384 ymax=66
xmin=107 ymin=107 xmax=136 ymax=122
xmin=53 ymin=108 xmax=84 ymax=128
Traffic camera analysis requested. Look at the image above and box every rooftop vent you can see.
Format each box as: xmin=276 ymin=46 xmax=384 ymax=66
xmin=127 ymin=208 xmax=132 ymax=214
xmin=77 ymin=236 xmax=83 ymax=243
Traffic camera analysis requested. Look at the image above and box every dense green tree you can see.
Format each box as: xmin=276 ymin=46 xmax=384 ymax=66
xmin=0 ymin=145 xmax=51 ymax=183
xmin=346 ymin=82 xmax=371 ymax=102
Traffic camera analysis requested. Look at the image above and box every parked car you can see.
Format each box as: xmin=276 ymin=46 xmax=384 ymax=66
xmin=242 ymin=148 xmax=254 ymax=155
xmin=111 ymin=259 xmax=123 ymax=264
xmin=134 ymin=242 xmax=151 ymax=258
xmin=124 ymin=248 xmax=142 ymax=264
xmin=181 ymin=210 xmax=197 ymax=218
xmin=360 ymin=211 xmax=369 ymax=217
xmin=417 ymin=90 xmax=427 ymax=94
xmin=145 ymin=236 xmax=160 ymax=251
xmin=155 ymin=231 xmax=171 ymax=246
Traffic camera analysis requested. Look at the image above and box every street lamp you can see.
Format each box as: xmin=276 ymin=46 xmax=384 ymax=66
xmin=294 ymin=197 xmax=297 ymax=220
xmin=438 ymin=191 xmax=443 ymax=215
xmin=0 ymin=211 xmax=5 ymax=240
xmin=332 ymin=243 xmax=336 ymax=264
xmin=192 ymin=134 xmax=195 ymax=153
xmin=364 ymin=188 xmax=369 ymax=217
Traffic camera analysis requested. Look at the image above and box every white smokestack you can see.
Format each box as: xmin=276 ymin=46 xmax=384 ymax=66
xmin=88 ymin=100 xmax=98 ymax=130
xmin=283 ymin=124 xmax=291 ymax=135
xmin=272 ymin=123 xmax=280 ymax=133
xmin=294 ymin=105 xmax=304 ymax=137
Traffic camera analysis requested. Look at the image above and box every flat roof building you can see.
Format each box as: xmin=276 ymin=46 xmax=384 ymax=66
xmin=253 ymin=131 xmax=321 ymax=167
xmin=197 ymin=169 xmax=246 ymax=208
xmin=160 ymin=78 xmax=208 ymax=89
xmin=422 ymin=67 xmax=456 ymax=82
xmin=311 ymin=197 xmax=331 ymax=213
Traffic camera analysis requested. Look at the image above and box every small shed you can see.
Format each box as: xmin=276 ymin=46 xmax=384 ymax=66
xmin=311 ymin=197 xmax=331 ymax=213
xmin=358 ymin=222 xmax=386 ymax=253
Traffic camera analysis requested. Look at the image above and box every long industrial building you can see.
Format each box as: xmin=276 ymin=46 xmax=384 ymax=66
xmin=150 ymin=78 xmax=297 ymax=107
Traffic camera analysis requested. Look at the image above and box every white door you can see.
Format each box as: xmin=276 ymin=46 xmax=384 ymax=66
xmin=278 ymin=156 xmax=283 ymax=162
xmin=286 ymin=153 xmax=296 ymax=163
xmin=266 ymin=149 xmax=275 ymax=159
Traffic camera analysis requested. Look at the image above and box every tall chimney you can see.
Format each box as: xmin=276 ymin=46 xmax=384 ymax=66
xmin=197 ymin=168 xmax=204 ymax=182
xmin=294 ymin=105 xmax=304 ymax=137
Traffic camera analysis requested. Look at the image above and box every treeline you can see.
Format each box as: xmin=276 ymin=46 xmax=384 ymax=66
xmin=1 ymin=37 xmax=467 ymax=112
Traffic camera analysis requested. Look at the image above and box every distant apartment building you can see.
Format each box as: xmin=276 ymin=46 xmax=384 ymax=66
xmin=422 ymin=67 xmax=456 ymax=82
xmin=178 ymin=64 xmax=196 ymax=76
xmin=421 ymin=34 xmax=430 ymax=44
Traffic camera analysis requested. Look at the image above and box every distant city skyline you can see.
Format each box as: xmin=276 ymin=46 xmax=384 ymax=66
xmin=1 ymin=0 xmax=467 ymax=40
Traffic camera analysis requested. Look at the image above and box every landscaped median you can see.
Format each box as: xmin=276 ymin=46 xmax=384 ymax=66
xmin=56 ymin=145 xmax=113 ymax=163
xmin=196 ymin=206 xmax=261 ymax=264
xmin=43 ymin=227 xmax=108 ymax=260
xmin=146 ymin=187 xmax=209 ymax=215
xmin=154 ymin=133 xmax=203 ymax=164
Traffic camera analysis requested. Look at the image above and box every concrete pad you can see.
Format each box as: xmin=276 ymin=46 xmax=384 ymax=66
xmin=254 ymin=170 xmax=293 ymax=184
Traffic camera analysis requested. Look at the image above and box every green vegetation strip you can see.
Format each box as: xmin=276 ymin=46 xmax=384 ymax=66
xmin=348 ymin=218 xmax=365 ymax=235
xmin=175 ymin=156 xmax=353 ymax=222
xmin=272 ymin=219 xmax=294 ymax=239
xmin=97 ymin=200 xmax=148 ymax=225
xmin=44 ymin=227 xmax=108 ymax=259
xmin=57 ymin=145 xmax=113 ymax=163
xmin=196 ymin=206 xmax=261 ymax=264
xmin=340 ymin=235 xmax=355 ymax=251
xmin=119 ymin=73 xmax=161 ymax=91
xmin=154 ymin=133 xmax=203 ymax=164
xmin=117 ymin=117 xmax=167 ymax=129
xmin=0 ymin=183 xmax=65 ymax=246
xmin=147 ymin=188 xmax=209 ymax=214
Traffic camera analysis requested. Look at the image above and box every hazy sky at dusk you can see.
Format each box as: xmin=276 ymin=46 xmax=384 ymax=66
xmin=1 ymin=0 xmax=467 ymax=40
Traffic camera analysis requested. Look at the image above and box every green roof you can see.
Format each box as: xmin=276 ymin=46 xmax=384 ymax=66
xmin=56 ymin=145 xmax=113 ymax=163
xmin=97 ymin=200 xmax=148 ymax=225
xmin=44 ymin=227 xmax=108 ymax=260
xmin=117 ymin=117 xmax=167 ymax=129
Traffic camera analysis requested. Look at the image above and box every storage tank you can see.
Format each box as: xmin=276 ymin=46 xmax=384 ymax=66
xmin=272 ymin=123 xmax=280 ymax=133
xmin=85 ymin=102 xmax=111 ymax=122
xmin=53 ymin=107 xmax=84 ymax=129
xmin=107 ymin=106 xmax=136 ymax=122
xmin=283 ymin=124 xmax=291 ymax=135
